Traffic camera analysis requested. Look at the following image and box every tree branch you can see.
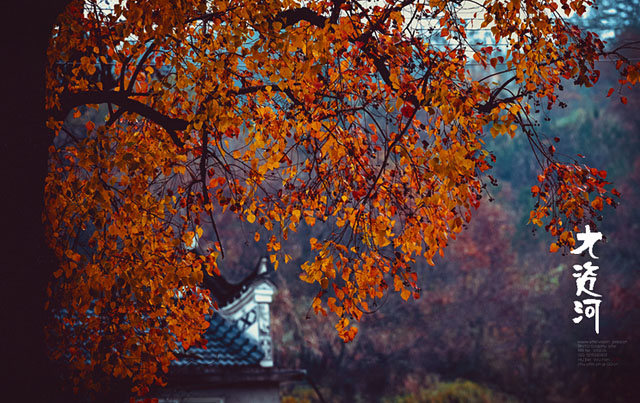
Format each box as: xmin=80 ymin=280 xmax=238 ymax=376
xmin=126 ymin=41 xmax=157 ymax=93
xmin=277 ymin=7 xmax=327 ymax=28
xmin=200 ymin=127 xmax=225 ymax=259
xmin=58 ymin=90 xmax=187 ymax=147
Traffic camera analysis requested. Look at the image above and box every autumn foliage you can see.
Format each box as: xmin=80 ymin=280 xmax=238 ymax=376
xmin=44 ymin=0 xmax=639 ymax=395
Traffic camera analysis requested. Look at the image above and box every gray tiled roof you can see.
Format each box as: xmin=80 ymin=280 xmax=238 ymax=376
xmin=172 ymin=312 xmax=263 ymax=367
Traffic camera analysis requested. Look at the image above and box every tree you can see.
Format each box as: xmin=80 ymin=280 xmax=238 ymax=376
xmin=44 ymin=0 xmax=639 ymax=397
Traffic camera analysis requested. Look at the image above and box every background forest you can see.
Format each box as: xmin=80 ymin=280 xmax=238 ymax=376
xmin=208 ymin=8 xmax=640 ymax=403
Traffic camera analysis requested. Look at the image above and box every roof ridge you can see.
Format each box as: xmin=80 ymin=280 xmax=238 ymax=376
xmin=202 ymin=256 xmax=274 ymax=308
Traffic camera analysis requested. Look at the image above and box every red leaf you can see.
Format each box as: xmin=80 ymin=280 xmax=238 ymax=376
xmin=401 ymin=105 xmax=414 ymax=118
xmin=606 ymin=87 xmax=614 ymax=97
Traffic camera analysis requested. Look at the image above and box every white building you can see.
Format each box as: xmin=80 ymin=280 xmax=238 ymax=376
xmin=157 ymin=257 xmax=305 ymax=403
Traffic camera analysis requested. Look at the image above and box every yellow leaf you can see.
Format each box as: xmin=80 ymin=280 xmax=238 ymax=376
xmin=400 ymin=288 xmax=411 ymax=301
xmin=291 ymin=209 xmax=301 ymax=223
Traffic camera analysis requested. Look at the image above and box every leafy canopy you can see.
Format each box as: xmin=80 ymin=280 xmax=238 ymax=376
xmin=45 ymin=0 xmax=638 ymax=395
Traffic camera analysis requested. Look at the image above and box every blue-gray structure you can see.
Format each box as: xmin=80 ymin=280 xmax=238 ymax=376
xmin=172 ymin=312 xmax=264 ymax=368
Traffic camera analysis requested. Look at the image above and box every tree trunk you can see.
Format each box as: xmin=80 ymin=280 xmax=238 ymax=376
xmin=1 ymin=2 xmax=74 ymax=401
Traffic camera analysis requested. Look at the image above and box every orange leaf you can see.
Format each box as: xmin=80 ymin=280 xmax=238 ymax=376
xmin=591 ymin=197 xmax=603 ymax=210
xmin=400 ymin=288 xmax=411 ymax=301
